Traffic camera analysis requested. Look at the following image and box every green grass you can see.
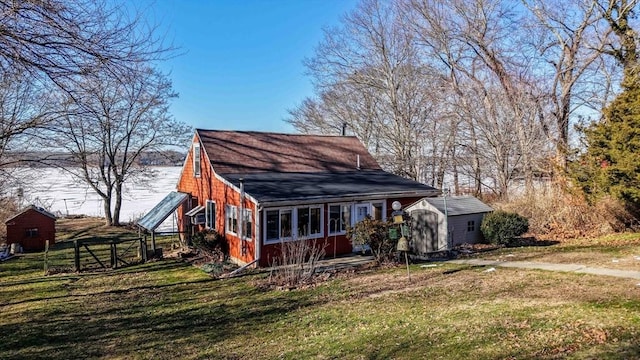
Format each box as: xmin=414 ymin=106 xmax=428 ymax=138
xmin=472 ymin=233 xmax=640 ymax=271
xmin=1 ymin=223 xmax=640 ymax=359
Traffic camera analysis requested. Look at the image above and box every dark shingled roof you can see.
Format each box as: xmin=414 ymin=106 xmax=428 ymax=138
xmin=196 ymin=129 xmax=381 ymax=174
xmin=222 ymin=171 xmax=438 ymax=204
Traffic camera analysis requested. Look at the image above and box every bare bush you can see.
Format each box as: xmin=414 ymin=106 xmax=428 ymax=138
xmin=0 ymin=197 xmax=19 ymax=242
xmin=268 ymin=238 xmax=326 ymax=289
xmin=495 ymin=185 xmax=633 ymax=239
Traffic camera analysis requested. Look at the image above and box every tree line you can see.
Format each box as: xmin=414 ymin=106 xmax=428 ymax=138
xmin=0 ymin=0 xmax=190 ymax=226
xmin=287 ymin=0 xmax=639 ymax=206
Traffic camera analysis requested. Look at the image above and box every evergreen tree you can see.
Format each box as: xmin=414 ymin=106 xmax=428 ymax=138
xmin=572 ymin=69 xmax=640 ymax=210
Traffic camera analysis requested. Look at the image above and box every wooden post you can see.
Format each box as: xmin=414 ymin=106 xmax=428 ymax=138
xmin=110 ymin=243 xmax=116 ymax=268
xmin=74 ymin=240 xmax=80 ymax=272
xmin=151 ymin=231 xmax=156 ymax=255
xmin=44 ymin=240 xmax=49 ymax=276
xmin=112 ymin=243 xmax=118 ymax=269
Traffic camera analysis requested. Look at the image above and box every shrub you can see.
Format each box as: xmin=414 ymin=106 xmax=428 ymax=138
xmin=346 ymin=217 xmax=396 ymax=264
xmin=481 ymin=211 xmax=529 ymax=246
xmin=268 ymin=238 xmax=326 ymax=289
xmin=192 ymin=230 xmax=228 ymax=259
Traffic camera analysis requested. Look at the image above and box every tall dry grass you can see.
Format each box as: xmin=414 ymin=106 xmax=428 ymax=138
xmin=492 ymin=185 xmax=634 ymax=239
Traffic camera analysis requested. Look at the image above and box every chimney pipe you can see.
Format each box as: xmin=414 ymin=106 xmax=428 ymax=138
xmin=341 ymin=123 xmax=347 ymax=136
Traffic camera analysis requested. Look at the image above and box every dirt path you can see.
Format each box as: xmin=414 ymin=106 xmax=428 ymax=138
xmin=449 ymin=259 xmax=640 ymax=280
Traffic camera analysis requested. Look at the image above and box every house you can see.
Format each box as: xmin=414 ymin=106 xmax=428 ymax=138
xmin=5 ymin=205 xmax=56 ymax=251
xmin=175 ymin=129 xmax=439 ymax=267
xmin=406 ymin=196 xmax=493 ymax=254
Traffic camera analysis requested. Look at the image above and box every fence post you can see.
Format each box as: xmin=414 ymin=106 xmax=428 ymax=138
xmin=44 ymin=240 xmax=49 ymax=276
xmin=74 ymin=240 xmax=80 ymax=272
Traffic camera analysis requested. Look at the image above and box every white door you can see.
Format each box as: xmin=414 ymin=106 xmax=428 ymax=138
xmin=353 ymin=204 xmax=371 ymax=253
xmin=355 ymin=204 xmax=370 ymax=222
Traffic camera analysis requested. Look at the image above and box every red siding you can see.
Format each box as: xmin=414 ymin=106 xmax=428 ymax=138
xmin=177 ymin=135 xmax=429 ymax=267
xmin=6 ymin=210 xmax=56 ymax=251
xmin=177 ymin=135 xmax=256 ymax=265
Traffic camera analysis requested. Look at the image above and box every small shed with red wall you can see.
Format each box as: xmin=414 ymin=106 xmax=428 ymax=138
xmin=5 ymin=205 xmax=56 ymax=251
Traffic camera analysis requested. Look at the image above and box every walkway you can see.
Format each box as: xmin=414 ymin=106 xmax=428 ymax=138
xmin=448 ymin=259 xmax=640 ymax=280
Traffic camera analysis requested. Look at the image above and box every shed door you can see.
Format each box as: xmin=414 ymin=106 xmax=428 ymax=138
xmin=410 ymin=209 xmax=443 ymax=254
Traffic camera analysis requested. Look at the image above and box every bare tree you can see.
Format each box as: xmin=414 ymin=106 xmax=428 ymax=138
xmin=0 ymin=0 xmax=171 ymax=88
xmin=49 ymin=66 xmax=190 ymax=226
xmin=290 ymin=0 xmax=438 ymax=181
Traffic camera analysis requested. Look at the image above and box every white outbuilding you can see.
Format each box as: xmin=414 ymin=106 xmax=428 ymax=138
xmin=406 ymin=196 xmax=493 ymax=254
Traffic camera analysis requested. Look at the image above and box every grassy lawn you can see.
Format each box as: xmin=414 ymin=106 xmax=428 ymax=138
xmin=1 ymin=220 xmax=639 ymax=359
xmin=471 ymin=233 xmax=640 ymax=271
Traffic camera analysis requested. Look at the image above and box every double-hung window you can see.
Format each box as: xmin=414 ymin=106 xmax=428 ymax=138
xmin=205 ymin=200 xmax=215 ymax=229
xmin=242 ymin=209 xmax=253 ymax=239
xmin=225 ymin=205 xmax=252 ymax=239
xmin=225 ymin=205 xmax=238 ymax=235
xmin=329 ymin=204 xmax=351 ymax=235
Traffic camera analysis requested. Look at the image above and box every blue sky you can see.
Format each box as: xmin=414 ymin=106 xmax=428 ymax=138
xmin=139 ymin=0 xmax=358 ymax=133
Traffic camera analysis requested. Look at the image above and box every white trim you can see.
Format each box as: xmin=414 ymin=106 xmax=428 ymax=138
xmin=328 ymin=203 xmax=352 ymax=236
xmin=193 ymin=142 xmax=201 ymax=178
xmin=225 ymin=204 xmax=253 ymax=241
xmin=263 ymin=204 xmax=324 ymax=244
xmin=225 ymin=204 xmax=238 ymax=236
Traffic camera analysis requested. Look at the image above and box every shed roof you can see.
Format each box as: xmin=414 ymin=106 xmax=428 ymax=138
xmin=419 ymin=196 xmax=493 ymax=216
xmin=5 ymin=205 xmax=56 ymax=223
xmin=222 ymin=170 xmax=438 ymax=205
xmin=137 ymin=191 xmax=189 ymax=231
xmin=196 ymin=129 xmax=381 ymax=174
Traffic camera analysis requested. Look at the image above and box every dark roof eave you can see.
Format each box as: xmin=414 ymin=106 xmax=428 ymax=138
xmin=256 ymin=189 xmax=440 ymax=208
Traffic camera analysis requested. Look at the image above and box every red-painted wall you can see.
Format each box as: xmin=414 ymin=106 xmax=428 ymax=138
xmin=177 ymin=135 xmax=255 ymax=265
xmin=6 ymin=210 xmax=56 ymax=251
xmin=177 ymin=135 xmax=430 ymax=267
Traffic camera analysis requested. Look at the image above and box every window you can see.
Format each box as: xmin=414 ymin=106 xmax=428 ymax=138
xmin=372 ymin=202 xmax=384 ymax=221
xmin=467 ymin=220 xmax=475 ymax=232
xmin=205 ymin=201 xmax=215 ymax=229
xmin=26 ymin=228 xmax=38 ymax=237
xmin=264 ymin=205 xmax=323 ymax=243
xmin=225 ymin=205 xmax=237 ymax=234
xmin=280 ymin=209 xmax=292 ymax=238
xmin=242 ymin=209 xmax=252 ymax=239
xmin=193 ymin=142 xmax=201 ymax=177
xmin=266 ymin=210 xmax=279 ymax=241
xmin=297 ymin=206 xmax=322 ymax=237
xmin=329 ymin=204 xmax=351 ymax=234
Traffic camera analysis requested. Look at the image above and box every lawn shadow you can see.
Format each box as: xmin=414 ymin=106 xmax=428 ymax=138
xmin=506 ymin=236 xmax=560 ymax=248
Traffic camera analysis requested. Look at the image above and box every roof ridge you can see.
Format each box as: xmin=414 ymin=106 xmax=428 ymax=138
xmin=196 ymin=129 xmax=357 ymax=138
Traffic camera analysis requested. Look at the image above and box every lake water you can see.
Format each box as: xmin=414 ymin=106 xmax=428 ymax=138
xmin=11 ymin=166 xmax=183 ymax=230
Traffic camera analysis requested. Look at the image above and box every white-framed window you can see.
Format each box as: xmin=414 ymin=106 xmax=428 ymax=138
xmin=242 ymin=209 xmax=253 ymax=239
xmin=264 ymin=205 xmax=324 ymax=244
xmin=297 ymin=205 xmax=322 ymax=237
xmin=328 ymin=201 xmax=386 ymax=235
xmin=328 ymin=204 xmax=351 ymax=235
xmin=372 ymin=202 xmax=385 ymax=221
xmin=225 ymin=205 xmax=237 ymax=235
xmin=205 ymin=200 xmax=215 ymax=229
xmin=193 ymin=142 xmax=201 ymax=178
xmin=225 ymin=204 xmax=253 ymax=240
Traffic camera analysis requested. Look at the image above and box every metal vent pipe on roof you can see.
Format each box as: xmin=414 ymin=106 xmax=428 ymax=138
xmin=341 ymin=123 xmax=347 ymax=136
